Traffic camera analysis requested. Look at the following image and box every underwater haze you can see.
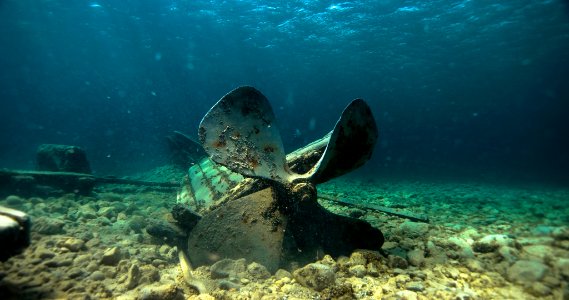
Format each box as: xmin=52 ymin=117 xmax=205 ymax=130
xmin=1 ymin=0 xmax=568 ymax=182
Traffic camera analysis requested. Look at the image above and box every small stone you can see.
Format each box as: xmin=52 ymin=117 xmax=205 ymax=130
xmin=448 ymin=237 xmax=474 ymax=259
xmin=126 ymin=263 xmax=141 ymax=290
xmin=90 ymin=271 xmax=105 ymax=281
xmin=158 ymin=245 xmax=177 ymax=262
xmin=34 ymin=217 xmax=66 ymax=235
xmin=498 ymin=246 xmax=519 ymax=263
xmin=348 ymin=252 xmax=367 ymax=266
xmin=407 ymin=249 xmax=425 ymax=267
xmin=349 ymin=265 xmax=367 ymax=278
xmin=395 ymin=290 xmax=418 ymax=300
xmin=62 ymin=238 xmax=85 ymax=252
xmin=68 ymin=268 xmax=85 ymax=279
xmin=388 ymin=255 xmax=408 ymax=269
xmin=507 ymin=260 xmax=548 ymax=283
xmin=98 ymin=207 xmax=115 ymax=218
xmin=406 ymin=281 xmax=425 ymax=292
xmin=5 ymin=195 xmax=24 ymax=206
xmin=152 ymin=259 xmax=168 ymax=268
xmin=319 ymin=255 xmax=338 ymax=271
xmin=79 ymin=206 xmax=97 ymax=219
xmin=473 ymin=234 xmax=514 ymax=253
xmin=367 ymin=263 xmax=380 ymax=277
xmin=139 ymin=283 xmax=184 ymax=300
xmin=86 ymin=261 xmax=99 ymax=272
xmin=552 ymin=227 xmax=569 ymax=240
xmin=138 ymin=265 xmax=161 ymax=285
xmin=398 ymin=222 xmax=429 ymax=238
xmin=246 ymin=262 xmax=271 ymax=280
xmin=527 ymin=282 xmax=552 ymax=297
xmin=443 ymin=267 xmax=460 ymax=280
xmin=85 ymin=237 xmax=100 ymax=248
xmin=44 ymin=258 xmax=73 ymax=268
xmin=74 ymin=254 xmax=92 ymax=266
xmin=101 ymin=247 xmax=121 ymax=266
xmin=556 ymin=258 xmax=569 ymax=277
xmin=129 ymin=215 xmax=146 ymax=233
xmin=275 ymin=269 xmax=292 ymax=279
xmin=37 ymin=250 xmax=56 ymax=260
xmin=465 ymin=259 xmax=485 ymax=273
xmin=59 ymin=280 xmax=74 ymax=291
xmin=293 ymin=263 xmax=336 ymax=292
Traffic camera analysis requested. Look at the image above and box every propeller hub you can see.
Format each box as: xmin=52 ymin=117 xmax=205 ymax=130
xmin=291 ymin=182 xmax=317 ymax=204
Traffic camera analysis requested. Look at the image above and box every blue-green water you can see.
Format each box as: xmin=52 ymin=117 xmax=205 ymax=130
xmin=1 ymin=0 xmax=568 ymax=182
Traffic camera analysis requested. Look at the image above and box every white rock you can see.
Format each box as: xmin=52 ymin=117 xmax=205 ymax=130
xmin=473 ymin=234 xmax=515 ymax=253
xmin=507 ymin=260 xmax=548 ymax=283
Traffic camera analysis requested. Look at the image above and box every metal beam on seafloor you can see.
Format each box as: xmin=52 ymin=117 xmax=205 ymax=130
xmin=318 ymin=194 xmax=430 ymax=223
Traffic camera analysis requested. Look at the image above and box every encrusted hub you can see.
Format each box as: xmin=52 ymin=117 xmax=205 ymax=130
xmin=291 ymin=182 xmax=317 ymax=204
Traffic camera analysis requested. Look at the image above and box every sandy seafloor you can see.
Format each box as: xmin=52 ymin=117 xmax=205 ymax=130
xmin=1 ymin=165 xmax=568 ymax=300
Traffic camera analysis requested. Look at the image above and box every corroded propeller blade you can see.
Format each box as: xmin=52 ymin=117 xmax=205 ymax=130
xmin=198 ymin=86 xmax=293 ymax=184
xmin=187 ymin=187 xmax=287 ymax=273
xmin=307 ymin=99 xmax=378 ymax=184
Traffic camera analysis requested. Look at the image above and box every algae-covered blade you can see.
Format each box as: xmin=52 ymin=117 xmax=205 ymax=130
xmin=177 ymin=158 xmax=244 ymax=214
xmin=198 ymin=86 xmax=293 ymax=183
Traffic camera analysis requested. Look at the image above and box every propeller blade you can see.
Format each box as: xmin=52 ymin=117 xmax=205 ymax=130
xmin=198 ymin=86 xmax=293 ymax=184
xmin=307 ymin=99 xmax=378 ymax=184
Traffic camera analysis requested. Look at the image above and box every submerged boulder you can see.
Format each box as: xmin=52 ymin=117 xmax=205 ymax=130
xmin=36 ymin=144 xmax=91 ymax=174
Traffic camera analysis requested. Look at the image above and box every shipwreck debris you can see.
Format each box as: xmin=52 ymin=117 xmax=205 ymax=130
xmin=181 ymin=86 xmax=385 ymax=272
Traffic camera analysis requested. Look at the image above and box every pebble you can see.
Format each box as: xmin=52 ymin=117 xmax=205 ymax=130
xmin=126 ymin=263 xmax=141 ymax=290
xmin=398 ymin=222 xmax=430 ymax=238
xmin=395 ymin=290 xmax=418 ymax=300
xmin=90 ymin=271 xmax=105 ymax=281
xmin=62 ymin=238 xmax=85 ymax=252
xmin=406 ymin=281 xmax=425 ymax=292
xmin=5 ymin=195 xmax=24 ymax=206
xmin=275 ymin=269 xmax=292 ymax=279
xmin=3 ymin=179 xmax=568 ymax=300
xmin=527 ymin=282 xmax=552 ymax=297
xmin=34 ymin=217 xmax=66 ymax=235
xmin=507 ymin=260 xmax=548 ymax=283
xmin=38 ymin=250 xmax=56 ymax=259
xmin=388 ymin=255 xmax=409 ymax=269
xmin=348 ymin=252 xmax=367 ymax=266
xmin=101 ymin=247 xmax=122 ymax=266
xmin=246 ymin=262 xmax=271 ymax=280
xmin=98 ymin=206 xmax=116 ymax=218
xmin=448 ymin=237 xmax=475 ymax=258
xmin=556 ymin=258 xmax=569 ymax=277
xmin=349 ymin=265 xmax=367 ymax=278
xmin=473 ymin=234 xmax=514 ymax=253
xmin=293 ymin=263 xmax=336 ymax=291
xmin=465 ymin=259 xmax=485 ymax=273
xmin=367 ymin=262 xmax=380 ymax=277
xmin=67 ymin=267 xmax=85 ymax=279
xmin=139 ymin=284 xmax=184 ymax=300
xmin=407 ymin=249 xmax=425 ymax=267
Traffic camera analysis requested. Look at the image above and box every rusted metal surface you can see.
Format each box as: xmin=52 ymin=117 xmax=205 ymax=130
xmin=198 ymin=86 xmax=294 ymax=184
xmin=177 ymin=133 xmax=331 ymax=215
xmin=184 ymin=86 xmax=384 ymax=271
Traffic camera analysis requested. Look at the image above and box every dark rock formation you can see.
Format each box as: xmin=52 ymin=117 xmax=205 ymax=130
xmin=36 ymin=144 xmax=91 ymax=174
